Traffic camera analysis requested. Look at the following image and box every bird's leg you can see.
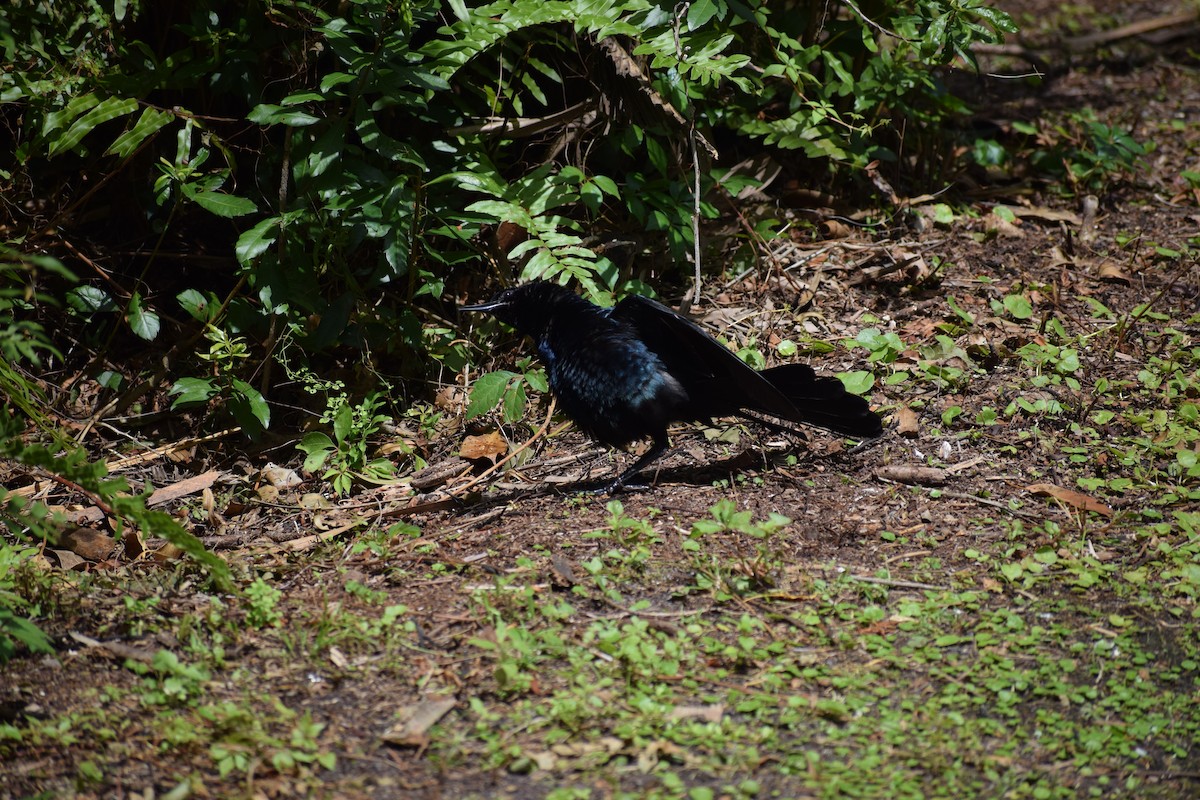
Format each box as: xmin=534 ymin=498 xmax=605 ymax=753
xmin=604 ymin=435 xmax=670 ymax=494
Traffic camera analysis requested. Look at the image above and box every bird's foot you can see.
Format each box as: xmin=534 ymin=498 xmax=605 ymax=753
xmin=571 ymin=473 xmax=651 ymax=495
xmin=845 ymin=433 xmax=886 ymax=455
xmin=602 ymin=476 xmax=651 ymax=494
xmin=576 ymin=477 xmax=648 ymax=495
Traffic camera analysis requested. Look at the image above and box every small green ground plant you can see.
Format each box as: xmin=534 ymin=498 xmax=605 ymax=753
xmin=296 ymin=391 xmax=400 ymax=496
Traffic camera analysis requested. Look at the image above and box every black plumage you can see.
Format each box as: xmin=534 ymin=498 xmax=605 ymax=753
xmin=463 ymin=281 xmax=882 ymax=491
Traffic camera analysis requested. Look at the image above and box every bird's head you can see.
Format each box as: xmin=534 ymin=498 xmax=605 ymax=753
xmin=462 ymin=281 xmax=589 ymax=336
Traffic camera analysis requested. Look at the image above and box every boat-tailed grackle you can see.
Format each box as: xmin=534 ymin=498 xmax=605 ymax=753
xmin=463 ymin=281 xmax=882 ymax=492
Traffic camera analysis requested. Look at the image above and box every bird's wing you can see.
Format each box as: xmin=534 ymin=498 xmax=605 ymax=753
xmin=609 ymin=295 xmax=804 ymax=422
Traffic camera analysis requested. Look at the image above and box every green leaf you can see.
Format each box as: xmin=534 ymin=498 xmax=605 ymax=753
xmin=931 ymin=203 xmax=956 ymax=225
xmin=467 ymin=200 xmax=531 ymax=226
xmin=333 ymin=403 xmax=353 ymax=445
xmin=524 ymin=368 xmax=548 ymax=393
xmin=1003 ymin=294 xmax=1033 ymax=320
xmin=126 ymin=292 xmax=161 ymax=340
xmin=42 ymin=93 xmax=100 ymax=137
xmin=169 ymin=377 xmax=218 ymax=407
xmin=67 ymin=285 xmax=116 ymax=313
xmin=230 ymin=378 xmax=271 ymax=430
xmin=975 ymin=407 xmax=998 ymax=425
xmin=297 ymin=432 xmax=335 ymax=472
xmin=972 ymin=6 xmax=1018 ymax=33
xmin=502 ymin=380 xmax=527 ymax=423
xmin=191 ymin=191 xmax=257 ymax=218
xmin=319 ymin=72 xmax=356 ymax=92
xmin=356 ymin=107 xmax=424 ymax=166
xmin=687 ymin=0 xmax=721 ymax=30
xmin=590 ymin=172 xmax=619 ymax=194
xmin=247 ymin=104 xmax=321 ymax=127
xmin=1032 ymin=548 xmax=1058 ymax=566
xmin=0 ymin=608 xmax=53 ymax=657
xmin=839 ymin=370 xmax=875 ymax=396
xmin=177 ymin=289 xmax=214 ymax=322
xmin=49 ymin=97 xmax=139 ymax=157
xmin=97 ymin=371 xmax=123 ymax=390
xmin=235 ymin=216 xmax=280 ymax=266
xmin=992 ymin=206 xmax=1017 ymax=223
xmin=941 ymin=405 xmax=963 ymax=425
xmin=105 ymin=107 xmax=174 ymax=158
xmin=467 ymin=371 xmax=516 ymax=419
xmin=174 ymin=118 xmax=195 ymax=164
xmin=973 ymin=139 xmax=1007 ymax=167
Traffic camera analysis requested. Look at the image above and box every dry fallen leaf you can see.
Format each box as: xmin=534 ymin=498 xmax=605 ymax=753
xmin=1096 ymin=260 xmax=1131 ymax=284
xmin=382 ymin=696 xmax=457 ymax=747
xmin=821 ymin=219 xmax=854 ymax=239
xmin=146 ymin=469 xmax=222 ymax=507
xmin=550 ymin=736 xmax=624 ymax=759
xmin=637 ymin=739 xmax=685 ymax=772
xmin=1025 ymin=483 xmax=1113 ymax=517
xmin=68 ymin=631 xmax=157 ymax=664
xmin=123 ymin=528 xmax=146 ymax=561
xmin=262 ymin=463 xmax=303 ymax=488
xmin=990 ymin=214 xmax=1025 ymax=238
xmin=460 ymin=431 xmax=507 ymax=461
xmin=328 ymin=646 xmax=349 ymax=669
xmin=550 ymin=554 xmax=577 ymax=586
xmin=895 ymin=407 xmax=921 ymax=438
xmin=203 ymin=486 xmax=227 ymax=533
xmin=60 ymin=528 xmax=117 ymax=561
xmin=50 ymin=549 xmax=87 ymax=571
xmin=152 ymin=543 xmax=185 ymax=564
xmin=435 ymin=385 xmax=467 ymax=413
xmin=1007 ymin=205 xmax=1082 ymax=225
xmin=300 ymin=493 xmax=332 ymax=510
xmin=666 ymin=703 xmax=725 ymax=723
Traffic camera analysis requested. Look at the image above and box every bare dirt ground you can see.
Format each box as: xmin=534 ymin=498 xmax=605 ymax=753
xmin=4 ymin=2 xmax=1200 ymax=799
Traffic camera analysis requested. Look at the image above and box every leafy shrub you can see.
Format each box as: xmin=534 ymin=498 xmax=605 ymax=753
xmin=1 ymin=0 xmax=1014 ymax=438
xmin=1014 ymin=110 xmax=1150 ymax=194
xmin=0 ymin=541 xmax=53 ymax=662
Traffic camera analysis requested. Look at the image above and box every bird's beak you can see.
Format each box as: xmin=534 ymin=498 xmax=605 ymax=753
xmin=461 ymin=300 xmax=506 ymax=313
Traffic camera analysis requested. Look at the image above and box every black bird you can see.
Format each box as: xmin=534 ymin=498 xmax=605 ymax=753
xmin=463 ymin=281 xmax=882 ymax=492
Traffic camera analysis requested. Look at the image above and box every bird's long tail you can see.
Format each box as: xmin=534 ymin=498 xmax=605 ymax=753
xmin=757 ymin=364 xmax=883 ymax=439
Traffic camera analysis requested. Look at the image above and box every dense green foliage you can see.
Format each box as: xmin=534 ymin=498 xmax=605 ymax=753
xmin=2 ymin=0 xmax=1014 ymax=411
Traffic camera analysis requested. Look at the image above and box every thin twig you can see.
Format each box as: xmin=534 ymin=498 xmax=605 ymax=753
xmin=849 ymin=575 xmax=945 ymax=591
xmin=445 ymin=397 xmax=559 ymax=496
